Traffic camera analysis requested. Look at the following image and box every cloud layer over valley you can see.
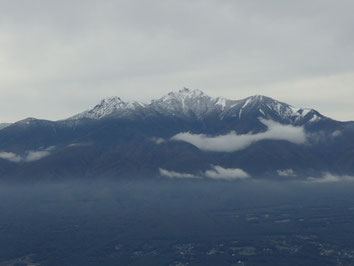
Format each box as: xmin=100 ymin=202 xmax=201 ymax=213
xmin=159 ymin=168 xmax=200 ymax=179
xmin=307 ymin=173 xmax=354 ymax=183
xmin=159 ymin=165 xmax=250 ymax=180
xmin=171 ymin=119 xmax=307 ymax=152
xmin=0 ymin=147 xmax=54 ymax=163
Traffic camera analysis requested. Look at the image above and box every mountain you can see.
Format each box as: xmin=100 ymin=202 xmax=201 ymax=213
xmin=69 ymin=96 xmax=147 ymax=120
xmin=0 ymin=123 xmax=11 ymax=131
xmin=69 ymin=88 xmax=323 ymax=125
xmin=0 ymin=88 xmax=353 ymax=182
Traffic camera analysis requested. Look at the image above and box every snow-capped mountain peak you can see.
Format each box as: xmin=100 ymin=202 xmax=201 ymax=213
xmin=151 ymin=88 xmax=225 ymax=117
xmin=68 ymin=89 xmax=325 ymax=125
xmin=157 ymin=88 xmax=208 ymax=103
xmin=69 ymin=96 xmax=145 ymax=120
xmin=235 ymin=95 xmax=323 ymax=123
xmin=0 ymin=122 xmax=11 ymax=131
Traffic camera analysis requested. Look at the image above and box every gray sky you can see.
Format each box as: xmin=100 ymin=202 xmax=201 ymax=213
xmin=1 ymin=0 xmax=354 ymax=122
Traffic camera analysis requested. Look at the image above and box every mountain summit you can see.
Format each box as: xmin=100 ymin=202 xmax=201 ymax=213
xmin=68 ymin=88 xmax=324 ymax=126
xmin=70 ymin=96 xmax=146 ymax=120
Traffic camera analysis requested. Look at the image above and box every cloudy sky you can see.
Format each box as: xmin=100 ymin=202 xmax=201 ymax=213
xmin=1 ymin=0 xmax=353 ymax=122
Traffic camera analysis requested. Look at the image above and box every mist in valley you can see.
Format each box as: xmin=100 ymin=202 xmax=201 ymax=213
xmin=1 ymin=179 xmax=354 ymax=265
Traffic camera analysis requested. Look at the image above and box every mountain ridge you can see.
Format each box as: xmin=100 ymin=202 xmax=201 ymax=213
xmin=67 ymin=88 xmax=326 ymax=127
xmin=0 ymin=88 xmax=352 ymax=182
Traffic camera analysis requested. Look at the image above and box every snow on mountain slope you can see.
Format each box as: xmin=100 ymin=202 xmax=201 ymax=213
xmin=149 ymin=88 xmax=239 ymax=118
xmin=67 ymin=88 xmax=325 ymax=124
xmin=0 ymin=123 xmax=11 ymax=131
xmin=231 ymin=94 xmax=324 ymax=124
xmin=69 ymin=97 xmax=146 ymax=120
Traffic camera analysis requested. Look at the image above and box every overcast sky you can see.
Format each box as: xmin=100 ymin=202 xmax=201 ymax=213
xmin=1 ymin=0 xmax=353 ymax=122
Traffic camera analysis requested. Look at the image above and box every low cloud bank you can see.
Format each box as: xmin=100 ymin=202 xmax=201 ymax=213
xmin=171 ymin=119 xmax=307 ymax=152
xmin=277 ymin=169 xmax=296 ymax=177
xmin=205 ymin=165 xmax=250 ymax=180
xmin=150 ymin=137 xmax=165 ymax=144
xmin=0 ymin=152 xmax=22 ymax=162
xmin=159 ymin=165 xmax=250 ymax=180
xmin=159 ymin=168 xmax=199 ymax=179
xmin=67 ymin=142 xmax=92 ymax=148
xmin=0 ymin=146 xmax=54 ymax=163
xmin=25 ymin=150 xmax=51 ymax=162
xmin=307 ymin=173 xmax=354 ymax=183
xmin=332 ymin=130 xmax=342 ymax=137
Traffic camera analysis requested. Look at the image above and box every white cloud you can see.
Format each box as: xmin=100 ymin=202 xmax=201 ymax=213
xmin=332 ymin=130 xmax=342 ymax=137
xmin=159 ymin=165 xmax=250 ymax=180
xmin=25 ymin=150 xmax=51 ymax=162
xmin=307 ymin=173 xmax=354 ymax=183
xmin=0 ymin=152 xmax=22 ymax=163
xmin=277 ymin=169 xmax=296 ymax=177
xmin=171 ymin=119 xmax=307 ymax=152
xmin=0 ymin=147 xmax=54 ymax=163
xmin=67 ymin=142 xmax=92 ymax=147
xmin=151 ymin=137 xmax=165 ymax=144
xmin=159 ymin=168 xmax=199 ymax=179
xmin=204 ymin=165 xmax=250 ymax=180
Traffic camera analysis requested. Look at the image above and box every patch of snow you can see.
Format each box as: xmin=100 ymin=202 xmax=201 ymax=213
xmin=242 ymin=98 xmax=251 ymax=109
xmin=289 ymin=106 xmax=301 ymax=115
xmin=216 ymin=97 xmax=227 ymax=110
xmin=67 ymin=89 xmax=325 ymax=124
xmin=301 ymin=109 xmax=311 ymax=117
xmin=274 ymin=103 xmax=282 ymax=113
xmin=0 ymin=123 xmax=11 ymax=130
xmin=69 ymin=96 xmax=146 ymax=120
xmin=309 ymin=115 xmax=320 ymax=123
